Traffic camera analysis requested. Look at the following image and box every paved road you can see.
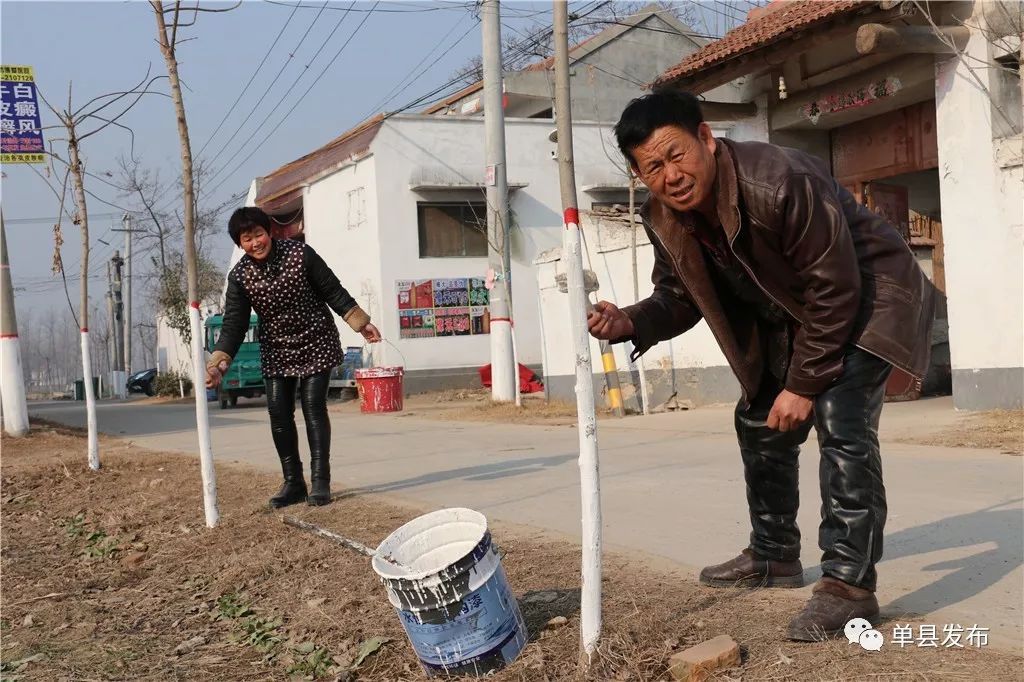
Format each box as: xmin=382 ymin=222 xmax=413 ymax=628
xmin=29 ymin=396 xmax=1023 ymax=651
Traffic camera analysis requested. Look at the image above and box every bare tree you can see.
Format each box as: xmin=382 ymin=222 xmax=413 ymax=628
xmin=150 ymin=0 xmax=240 ymax=529
xmin=33 ymin=69 xmax=166 ymax=469
xmin=452 ymin=1 xmax=707 ymax=85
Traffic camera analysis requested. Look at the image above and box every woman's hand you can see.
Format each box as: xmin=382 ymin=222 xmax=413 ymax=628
xmin=360 ymin=323 xmax=382 ymax=343
xmin=205 ymin=366 xmax=222 ymax=389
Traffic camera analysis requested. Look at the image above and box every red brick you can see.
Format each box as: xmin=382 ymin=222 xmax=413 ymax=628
xmin=668 ymin=635 xmax=741 ymax=682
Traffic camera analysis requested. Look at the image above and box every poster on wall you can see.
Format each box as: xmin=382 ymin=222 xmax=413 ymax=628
xmin=397 ymin=278 xmax=490 ymax=339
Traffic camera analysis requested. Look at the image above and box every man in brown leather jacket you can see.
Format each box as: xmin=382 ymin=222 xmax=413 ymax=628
xmin=589 ymin=91 xmax=934 ymax=640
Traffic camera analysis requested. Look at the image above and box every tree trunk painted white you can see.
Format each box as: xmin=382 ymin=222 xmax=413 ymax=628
xmin=189 ymin=304 xmax=219 ymax=527
xmin=0 ymin=337 xmax=29 ymax=437
xmin=80 ymin=331 xmax=99 ymax=469
xmin=153 ymin=0 xmax=219 ymax=527
xmin=564 ymin=225 xmax=602 ymax=659
xmin=68 ymin=133 xmax=99 ymax=470
xmin=0 ymin=213 xmax=29 ymax=437
xmin=554 ymin=0 xmax=601 ymax=660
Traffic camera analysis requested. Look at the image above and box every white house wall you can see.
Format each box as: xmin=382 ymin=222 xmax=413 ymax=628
xmin=935 ymin=22 xmax=1024 ymax=409
xmin=534 ymin=124 xmax=764 ymax=408
xmin=367 ymin=115 xmax=634 ymax=392
xmin=303 ymin=155 xmax=384 ymax=356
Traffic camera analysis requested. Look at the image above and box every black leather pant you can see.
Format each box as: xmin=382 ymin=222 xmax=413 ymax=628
xmin=265 ymin=372 xmax=331 ymax=484
xmin=736 ymin=346 xmax=892 ymax=590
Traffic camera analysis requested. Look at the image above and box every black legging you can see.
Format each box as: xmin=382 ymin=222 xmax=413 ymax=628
xmin=265 ymin=372 xmax=331 ymax=480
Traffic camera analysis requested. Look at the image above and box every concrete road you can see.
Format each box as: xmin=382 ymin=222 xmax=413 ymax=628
xmin=29 ymin=396 xmax=1023 ymax=651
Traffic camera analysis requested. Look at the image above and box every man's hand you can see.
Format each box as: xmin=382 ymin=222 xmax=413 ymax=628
xmin=587 ymin=300 xmax=634 ymax=341
xmin=767 ymin=389 xmax=813 ymax=432
xmin=360 ymin=322 xmax=382 ymax=343
xmin=205 ymin=366 xmax=222 ymax=389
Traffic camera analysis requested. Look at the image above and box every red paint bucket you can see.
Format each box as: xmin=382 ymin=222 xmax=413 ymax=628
xmin=355 ymin=366 xmax=404 ymax=413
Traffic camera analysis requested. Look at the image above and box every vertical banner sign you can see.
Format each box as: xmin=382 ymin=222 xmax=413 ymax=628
xmin=1 ymin=65 xmax=46 ymax=164
xmin=397 ymin=278 xmax=490 ymax=339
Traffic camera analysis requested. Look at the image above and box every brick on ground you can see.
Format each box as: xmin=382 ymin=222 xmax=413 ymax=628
xmin=668 ymin=634 xmax=741 ymax=682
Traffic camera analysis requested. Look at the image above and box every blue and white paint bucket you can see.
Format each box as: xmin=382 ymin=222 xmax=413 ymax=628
xmin=372 ymin=508 xmax=529 ymax=676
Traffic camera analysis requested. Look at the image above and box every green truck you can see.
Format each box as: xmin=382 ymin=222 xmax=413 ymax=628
xmin=205 ymin=313 xmax=264 ymax=409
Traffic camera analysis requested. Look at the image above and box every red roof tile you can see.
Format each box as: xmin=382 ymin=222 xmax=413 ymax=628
xmin=655 ymin=0 xmax=872 ymax=88
xmin=255 ymin=114 xmax=384 ymax=212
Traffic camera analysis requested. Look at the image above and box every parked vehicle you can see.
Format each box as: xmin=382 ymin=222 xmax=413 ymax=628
xmin=205 ymin=313 xmax=264 ymax=409
xmin=126 ymin=368 xmax=157 ymax=396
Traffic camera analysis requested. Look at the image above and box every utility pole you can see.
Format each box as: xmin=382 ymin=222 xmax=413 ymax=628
xmin=111 ymin=250 xmax=126 ymax=398
xmin=0 ymin=211 xmax=29 ymax=437
xmin=113 ymin=213 xmax=134 ymax=377
xmin=481 ymin=0 xmax=516 ymax=403
xmin=629 ymin=174 xmax=650 ymax=415
xmin=106 ymin=260 xmax=116 ymax=393
xmin=554 ymin=0 xmax=601 ymax=662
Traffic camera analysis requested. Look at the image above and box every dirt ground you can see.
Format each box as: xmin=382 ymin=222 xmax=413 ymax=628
xmin=894 ymin=410 xmax=1024 ymax=454
xmin=2 ymin=425 xmax=1022 ymax=681
xmin=331 ymin=389 xmax=606 ymax=427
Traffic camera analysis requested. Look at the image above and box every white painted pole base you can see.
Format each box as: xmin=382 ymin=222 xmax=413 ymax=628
xmin=189 ymin=305 xmax=219 ymax=528
xmin=0 ymin=336 xmax=29 ymax=436
xmin=563 ymin=220 xmax=602 ymax=658
xmin=80 ymin=331 xmax=99 ymax=470
xmin=489 ymin=319 xmax=516 ymax=403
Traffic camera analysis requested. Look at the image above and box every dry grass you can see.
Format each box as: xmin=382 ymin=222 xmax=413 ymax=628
xmin=897 ymin=410 xmax=1024 ymax=454
xmin=2 ymin=424 xmax=1021 ymax=681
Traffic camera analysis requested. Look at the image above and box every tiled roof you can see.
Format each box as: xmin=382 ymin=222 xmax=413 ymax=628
xmin=255 ymin=114 xmax=384 ymax=212
xmin=655 ymin=1 xmax=871 ymax=88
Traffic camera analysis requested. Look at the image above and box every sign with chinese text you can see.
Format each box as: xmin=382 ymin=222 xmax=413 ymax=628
xmin=1 ymin=65 xmax=45 ymax=164
xmin=396 ymin=278 xmax=490 ymax=339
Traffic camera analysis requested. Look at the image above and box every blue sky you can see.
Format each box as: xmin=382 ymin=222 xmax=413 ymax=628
xmin=1 ymin=0 xmax=564 ymax=314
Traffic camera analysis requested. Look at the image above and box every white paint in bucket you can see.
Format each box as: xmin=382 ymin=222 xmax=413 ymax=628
xmin=372 ymin=508 xmax=528 ymax=676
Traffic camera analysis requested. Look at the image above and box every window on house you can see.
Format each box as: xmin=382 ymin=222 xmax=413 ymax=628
xmin=417 ymin=202 xmax=488 ymax=258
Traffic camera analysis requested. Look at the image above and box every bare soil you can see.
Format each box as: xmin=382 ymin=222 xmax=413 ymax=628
xmin=332 ymin=389 xmax=606 ymax=427
xmin=2 ymin=425 xmax=1021 ymax=681
xmin=896 ymin=410 xmax=1024 ymax=454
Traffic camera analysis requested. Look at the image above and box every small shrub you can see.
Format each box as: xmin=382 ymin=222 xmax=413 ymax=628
xmin=153 ymin=371 xmax=193 ymax=397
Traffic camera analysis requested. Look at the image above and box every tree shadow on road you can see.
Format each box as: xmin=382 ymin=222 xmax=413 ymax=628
xmin=331 ymin=453 xmax=577 ymax=501
xmin=877 ymin=498 xmax=1023 ymax=617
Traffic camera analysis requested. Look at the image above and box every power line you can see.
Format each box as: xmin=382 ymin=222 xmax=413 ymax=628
xmin=4 ymin=212 xmax=122 ymax=225
xmin=202 ymin=2 xmax=381 ymax=199
xmin=361 ymin=10 xmax=480 ymax=119
xmin=193 ymin=0 xmax=303 ymax=162
xmin=150 ymin=0 xmax=332 ymax=215
xmin=264 ymin=0 xmax=471 ymax=12
xmin=198 ymin=1 xmax=360 ymax=194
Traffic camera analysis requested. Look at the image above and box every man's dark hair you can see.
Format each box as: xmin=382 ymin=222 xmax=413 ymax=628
xmin=228 ymin=207 xmax=271 ymax=246
xmin=614 ymin=90 xmax=705 ymax=165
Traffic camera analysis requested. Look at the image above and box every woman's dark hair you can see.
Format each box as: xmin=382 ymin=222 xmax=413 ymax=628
xmin=614 ymin=90 xmax=705 ymax=165
xmin=228 ymin=207 xmax=271 ymax=246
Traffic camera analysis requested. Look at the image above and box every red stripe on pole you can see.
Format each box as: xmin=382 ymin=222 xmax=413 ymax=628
xmin=563 ymin=207 xmax=579 ymax=226
xmin=189 ymin=301 xmax=200 ymax=310
xmin=490 ymin=316 xmax=512 ymax=323
xmin=81 ymin=327 xmax=88 ymax=332
xmin=0 ymin=333 xmax=19 ymax=339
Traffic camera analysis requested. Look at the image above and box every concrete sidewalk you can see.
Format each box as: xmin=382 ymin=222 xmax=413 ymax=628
xmin=28 ymin=397 xmax=1024 ymax=650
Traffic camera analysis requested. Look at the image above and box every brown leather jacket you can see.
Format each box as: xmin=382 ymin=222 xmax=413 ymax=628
xmin=622 ymin=138 xmax=935 ymax=400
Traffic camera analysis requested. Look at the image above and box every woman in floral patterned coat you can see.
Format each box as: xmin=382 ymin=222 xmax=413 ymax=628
xmin=206 ymin=207 xmax=381 ymax=507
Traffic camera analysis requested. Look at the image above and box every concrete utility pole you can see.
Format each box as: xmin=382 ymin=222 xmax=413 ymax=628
xmin=114 ymin=213 xmax=134 ymax=377
xmin=0 ymin=211 xmax=29 ymax=437
xmin=111 ymin=250 xmax=126 ymax=398
xmin=554 ymin=0 xmax=602 ymax=661
xmin=481 ymin=0 xmax=517 ymax=403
